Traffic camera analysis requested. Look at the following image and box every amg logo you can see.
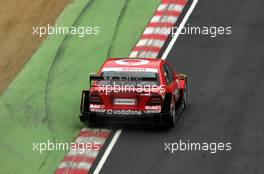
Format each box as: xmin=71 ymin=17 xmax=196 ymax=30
xmin=114 ymin=99 xmax=136 ymax=105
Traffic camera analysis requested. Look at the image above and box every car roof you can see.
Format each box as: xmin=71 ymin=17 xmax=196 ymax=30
xmin=102 ymin=58 xmax=164 ymax=69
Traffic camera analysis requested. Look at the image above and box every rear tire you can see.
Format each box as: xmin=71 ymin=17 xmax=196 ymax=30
xmin=87 ymin=113 xmax=97 ymax=127
xmin=167 ymin=99 xmax=178 ymax=127
xmin=183 ymin=80 xmax=187 ymax=108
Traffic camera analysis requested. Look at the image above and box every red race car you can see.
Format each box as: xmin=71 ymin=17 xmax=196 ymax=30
xmin=79 ymin=58 xmax=187 ymax=127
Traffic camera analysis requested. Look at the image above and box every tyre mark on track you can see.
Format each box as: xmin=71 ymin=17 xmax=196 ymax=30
xmin=106 ymin=0 xmax=130 ymax=58
xmin=39 ymin=0 xmax=96 ymax=169
xmin=42 ymin=0 xmax=96 ymax=123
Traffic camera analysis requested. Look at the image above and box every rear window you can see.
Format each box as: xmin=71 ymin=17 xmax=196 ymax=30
xmin=98 ymin=71 xmax=159 ymax=86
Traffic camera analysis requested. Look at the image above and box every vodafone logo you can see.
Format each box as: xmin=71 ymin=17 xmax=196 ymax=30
xmin=115 ymin=59 xmax=149 ymax=66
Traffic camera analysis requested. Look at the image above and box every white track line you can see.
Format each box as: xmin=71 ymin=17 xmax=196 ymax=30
xmin=93 ymin=1 xmax=198 ymax=173
xmin=161 ymin=0 xmax=199 ymax=60
xmin=93 ymin=129 xmax=122 ymax=174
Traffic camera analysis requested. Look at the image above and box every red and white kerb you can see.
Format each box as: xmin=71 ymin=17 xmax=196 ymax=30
xmin=55 ymin=128 xmax=110 ymax=174
xmin=129 ymin=0 xmax=188 ymax=59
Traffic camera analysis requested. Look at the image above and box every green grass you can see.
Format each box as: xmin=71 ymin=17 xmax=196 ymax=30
xmin=0 ymin=0 xmax=160 ymax=173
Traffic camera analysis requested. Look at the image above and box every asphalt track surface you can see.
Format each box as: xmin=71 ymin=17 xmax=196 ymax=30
xmin=95 ymin=0 xmax=264 ymax=173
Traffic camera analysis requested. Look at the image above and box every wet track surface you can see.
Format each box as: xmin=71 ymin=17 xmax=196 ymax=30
xmin=99 ymin=0 xmax=264 ymax=173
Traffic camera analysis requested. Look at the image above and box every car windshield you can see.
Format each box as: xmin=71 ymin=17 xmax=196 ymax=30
xmin=97 ymin=71 xmax=159 ymax=86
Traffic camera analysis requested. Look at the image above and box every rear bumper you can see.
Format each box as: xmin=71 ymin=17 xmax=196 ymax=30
xmin=80 ymin=111 xmax=170 ymax=125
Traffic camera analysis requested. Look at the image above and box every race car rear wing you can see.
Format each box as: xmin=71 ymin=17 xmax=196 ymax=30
xmin=89 ymin=75 xmax=158 ymax=87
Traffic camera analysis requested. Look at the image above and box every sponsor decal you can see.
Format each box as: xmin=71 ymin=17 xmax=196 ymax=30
xmin=145 ymin=105 xmax=161 ymax=110
xmin=90 ymin=104 xmax=106 ymax=112
xmin=90 ymin=104 xmax=105 ymax=109
xmin=107 ymin=109 xmax=142 ymax=116
xmin=90 ymin=109 xmax=106 ymax=113
xmin=102 ymin=67 xmax=158 ymax=72
xmin=115 ymin=59 xmax=149 ymax=66
xmin=144 ymin=105 xmax=162 ymax=114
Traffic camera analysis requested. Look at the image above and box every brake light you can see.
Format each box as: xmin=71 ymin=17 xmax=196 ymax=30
xmin=148 ymin=95 xmax=162 ymax=105
xmin=90 ymin=92 xmax=102 ymax=104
